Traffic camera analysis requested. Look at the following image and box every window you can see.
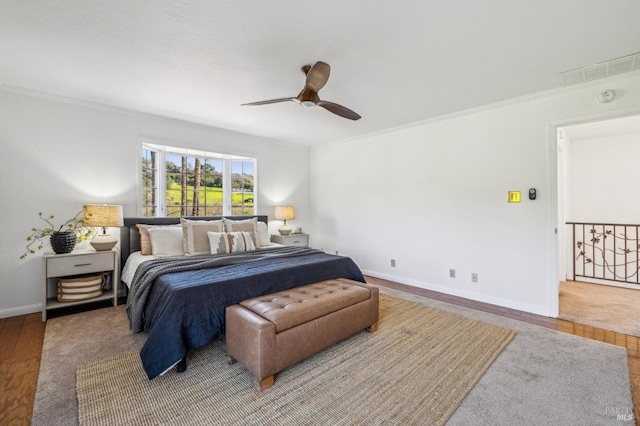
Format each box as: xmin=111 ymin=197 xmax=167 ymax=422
xmin=141 ymin=143 xmax=256 ymax=217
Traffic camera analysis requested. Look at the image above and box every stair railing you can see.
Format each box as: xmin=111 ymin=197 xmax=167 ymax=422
xmin=567 ymin=222 xmax=640 ymax=285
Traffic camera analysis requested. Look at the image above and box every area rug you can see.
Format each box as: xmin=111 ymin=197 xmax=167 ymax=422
xmin=34 ymin=286 xmax=633 ymax=425
xmin=559 ymin=280 xmax=640 ymax=337
xmin=76 ymin=294 xmax=515 ymax=426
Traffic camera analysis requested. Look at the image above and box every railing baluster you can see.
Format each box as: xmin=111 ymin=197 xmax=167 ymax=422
xmin=624 ymin=225 xmax=627 ymax=281
xmin=581 ymin=223 xmax=584 ymax=278
xmin=572 ymin=223 xmax=576 ymax=281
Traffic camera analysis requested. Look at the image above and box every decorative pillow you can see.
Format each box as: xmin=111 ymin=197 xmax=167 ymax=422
xmin=257 ymin=221 xmax=272 ymax=247
xmin=136 ymin=224 xmax=180 ymax=255
xmin=181 ymin=218 xmax=224 ymax=256
xmin=222 ymin=217 xmax=260 ymax=247
xmin=207 ymin=231 xmax=256 ymax=255
xmin=147 ymin=226 xmax=185 ymax=257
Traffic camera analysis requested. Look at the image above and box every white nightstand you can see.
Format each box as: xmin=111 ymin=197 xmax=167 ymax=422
xmin=270 ymin=233 xmax=309 ymax=247
xmin=42 ymin=249 xmax=120 ymax=321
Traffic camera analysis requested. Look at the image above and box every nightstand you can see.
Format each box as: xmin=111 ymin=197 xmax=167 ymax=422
xmin=42 ymin=249 xmax=120 ymax=321
xmin=270 ymin=233 xmax=309 ymax=247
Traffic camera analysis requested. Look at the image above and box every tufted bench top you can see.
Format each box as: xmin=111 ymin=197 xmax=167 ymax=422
xmin=240 ymin=278 xmax=372 ymax=333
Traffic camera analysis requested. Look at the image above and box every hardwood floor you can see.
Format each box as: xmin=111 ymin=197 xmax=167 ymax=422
xmin=0 ymin=313 xmax=45 ymax=426
xmin=1 ymin=278 xmax=637 ymax=425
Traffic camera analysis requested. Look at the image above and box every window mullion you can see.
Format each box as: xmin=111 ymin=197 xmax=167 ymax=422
xmin=222 ymin=159 xmax=232 ymax=215
xmin=156 ymin=150 xmax=166 ymax=217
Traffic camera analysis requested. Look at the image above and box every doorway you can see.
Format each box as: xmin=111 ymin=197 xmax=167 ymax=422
xmin=556 ymin=114 xmax=640 ymax=336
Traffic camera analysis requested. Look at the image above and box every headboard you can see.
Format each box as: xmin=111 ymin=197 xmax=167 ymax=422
xmin=120 ymin=215 xmax=268 ymax=267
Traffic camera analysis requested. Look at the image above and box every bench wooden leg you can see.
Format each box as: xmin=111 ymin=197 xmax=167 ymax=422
xmin=255 ymin=375 xmax=275 ymax=391
xmin=367 ymin=322 xmax=378 ymax=332
xmin=226 ymin=355 xmax=237 ymax=365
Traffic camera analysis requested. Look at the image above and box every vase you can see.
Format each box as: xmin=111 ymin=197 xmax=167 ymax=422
xmin=50 ymin=231 xmax=77 ymax=254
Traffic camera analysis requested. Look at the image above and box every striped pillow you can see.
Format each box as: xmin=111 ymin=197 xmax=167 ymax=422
xmin=207 ymin=231 xmax=256 ymax=255
xmin=222 ymin=217 xmax=260 ymax=248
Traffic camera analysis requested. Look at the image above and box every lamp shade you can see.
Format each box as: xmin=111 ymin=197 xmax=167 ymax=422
xmin=83 ymin=204 xmax=124 ymax=227
xmin=83 ymin=204 xmax=123 ymax=251
xmin=274 ymin=205 xmax=295 ymax=221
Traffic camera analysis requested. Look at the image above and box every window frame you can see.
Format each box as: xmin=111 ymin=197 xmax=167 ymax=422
xmin=140 ymin=141 xmax=257 ymax=217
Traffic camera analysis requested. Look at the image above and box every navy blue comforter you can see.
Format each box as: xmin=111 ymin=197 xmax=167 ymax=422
xmin=135 ymin=250 xmax=365 ymax=379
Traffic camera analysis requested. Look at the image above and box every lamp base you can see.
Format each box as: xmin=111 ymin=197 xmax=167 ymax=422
xmin=278 ymin=225 xmax=292 ymax=236
xmin=90 ymin=233 xmax=117 ymax=251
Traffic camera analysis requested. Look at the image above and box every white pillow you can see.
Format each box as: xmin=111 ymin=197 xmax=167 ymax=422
xmin=257 ymin=221 xmax=272 ymax=247
xmin=147 ymin=226 xmax=185 ymax=257
xmin=181 ymin=218 xmax=224 ymax=256
xmin=208 ymin=231 xmax=256 ymax=254
xmin=137 ymin=224 xmax=180 ymax=255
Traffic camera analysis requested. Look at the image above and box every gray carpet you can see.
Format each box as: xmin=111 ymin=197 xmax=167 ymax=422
xmin=32 ymin=305 xmax=146 ymax=426
xmin=385 ymin=287 xmax=634 ymax=426
xmin=32 ymin=286 xmax=633 ymax=425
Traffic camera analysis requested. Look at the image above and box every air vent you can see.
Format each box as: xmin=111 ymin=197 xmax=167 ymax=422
xmin=558 ymin=52 xmax=640 ymax=86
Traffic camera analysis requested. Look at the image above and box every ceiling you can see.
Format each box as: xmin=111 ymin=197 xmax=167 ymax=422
xmin=1 ymin=1 xmax=640 ymax=146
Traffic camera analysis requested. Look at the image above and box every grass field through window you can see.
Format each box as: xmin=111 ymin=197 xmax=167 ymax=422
xmin=164 ymin=185 xmax=253 ymax=216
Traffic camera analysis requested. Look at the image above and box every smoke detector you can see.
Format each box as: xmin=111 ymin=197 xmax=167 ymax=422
xmin=597 ymin=90 xmax=615 ymax=103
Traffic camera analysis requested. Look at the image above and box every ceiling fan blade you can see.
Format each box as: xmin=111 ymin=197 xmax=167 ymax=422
xmin=317 ymin=100 xmax=361 ymax=120
xmin=242 ymin=97 xmax=297 ymax=106
xmin=304 ymin=62 xmax=330 ymax=92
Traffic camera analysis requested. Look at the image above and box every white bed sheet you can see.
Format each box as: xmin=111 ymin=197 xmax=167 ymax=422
xmin=121 ymin=251 xmax=157 ymax=287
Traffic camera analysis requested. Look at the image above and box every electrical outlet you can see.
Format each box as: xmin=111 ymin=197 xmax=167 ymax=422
xmin=391 ymin=259 xmax=396 ymax=267
xmin=335 ymin=250 xmax=339 ymax=255
xmin=449 ymin=269 xmax=455 ymax=278
xmin=471 ymin=273 xmax=478 ymax=283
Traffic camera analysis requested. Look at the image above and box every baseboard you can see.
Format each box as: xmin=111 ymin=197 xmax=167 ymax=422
xmin=361 ymin=269 xmax=551 ymax=317
xmin=0 ymin=303 xmax=41 ymax=319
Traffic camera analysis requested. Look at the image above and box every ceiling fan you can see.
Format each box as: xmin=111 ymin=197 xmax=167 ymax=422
xmin=242 ymin=61 xmax=361 ymax=121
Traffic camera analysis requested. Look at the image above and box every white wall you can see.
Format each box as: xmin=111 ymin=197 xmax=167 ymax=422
xmin=4 ymin=73 xmax=640 ymax=319
xmin=0 ymin=88 xmax=310 ymax=318
xmin=567 ymin=132 xmax=640 ymax=223
xmin=310 ymin=72 xmax=640 ymax=316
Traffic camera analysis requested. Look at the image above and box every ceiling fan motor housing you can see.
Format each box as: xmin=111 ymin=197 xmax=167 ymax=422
xmin=298 ymin=87 xmax=320 ymax=106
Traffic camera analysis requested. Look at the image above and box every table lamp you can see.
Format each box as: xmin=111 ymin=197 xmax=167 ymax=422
xmin=83 ymin=204 xmax=124 ymax=251
xmin=274 ymin=205 xmax=295 ymax=236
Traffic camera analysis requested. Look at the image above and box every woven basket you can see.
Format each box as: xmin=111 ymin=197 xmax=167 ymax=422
xmin=57 ymin=274 xmax=104 ymax=303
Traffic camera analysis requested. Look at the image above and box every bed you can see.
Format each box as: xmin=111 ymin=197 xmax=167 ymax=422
xmin=120 ymin=215 xmax=366 ymax=379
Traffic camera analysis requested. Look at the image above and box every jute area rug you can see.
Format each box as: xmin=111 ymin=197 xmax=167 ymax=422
xmin=76 ymin=294 xmax=515 ymax=426
xmin=559 ymin=280 xmax=640 ymax=337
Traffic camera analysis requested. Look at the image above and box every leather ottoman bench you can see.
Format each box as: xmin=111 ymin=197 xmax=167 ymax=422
xmin=225 ymin=278 xmax=379 ymax=391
